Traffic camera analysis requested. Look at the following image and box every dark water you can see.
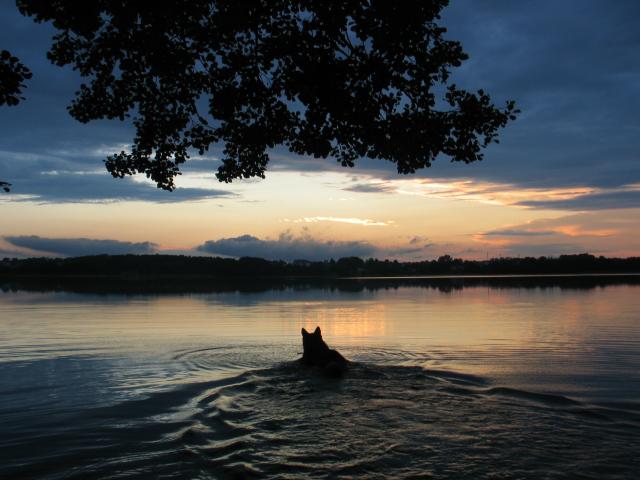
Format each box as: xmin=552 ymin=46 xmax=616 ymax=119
xmin=1 ymin=278 xmax=639 ymax=479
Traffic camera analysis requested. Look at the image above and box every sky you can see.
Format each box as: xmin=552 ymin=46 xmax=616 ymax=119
xmin=1 ymin=0 xmax=639 ymax=260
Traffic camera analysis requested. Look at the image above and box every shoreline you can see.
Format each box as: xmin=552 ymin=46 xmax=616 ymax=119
xmin=1 ymin=272 xmax=640 ymax=280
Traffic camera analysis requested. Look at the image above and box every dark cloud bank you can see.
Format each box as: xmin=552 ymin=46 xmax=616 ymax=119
xmin=3 ymin=234 xmax=421 ymax=261
xmin=0 ymin=149 xmax=233 ymax=203
xmin=5 ymin=235 xmax=157 ymax=257
xmin=0 ymin=233 xmax=599 ymax=261
xmin=196 ymin=234 xmax=378 ymax=261
xmin=517 ymin=190 xmax=640 ymax=211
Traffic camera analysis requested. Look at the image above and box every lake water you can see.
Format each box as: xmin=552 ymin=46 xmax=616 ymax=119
xmin=1 ymin=277 xmax=639 ymax=479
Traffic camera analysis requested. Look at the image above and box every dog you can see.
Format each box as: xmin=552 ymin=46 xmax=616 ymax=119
xmin=300 ymin=326 xmax=349 ymax=377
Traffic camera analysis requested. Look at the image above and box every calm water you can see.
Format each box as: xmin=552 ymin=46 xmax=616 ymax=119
xmin=1 ymin=278 xmax=639 ymax=479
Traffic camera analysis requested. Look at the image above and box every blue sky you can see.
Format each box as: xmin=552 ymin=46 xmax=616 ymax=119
xmin=1 ymin=1 xmax=639 ymax=259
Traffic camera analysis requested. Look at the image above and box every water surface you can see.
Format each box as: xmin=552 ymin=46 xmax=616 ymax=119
xmin=1 ymin=278 xmax=639 ymax=478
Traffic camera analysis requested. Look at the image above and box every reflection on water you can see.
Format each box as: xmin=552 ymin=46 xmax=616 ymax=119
xmin=1 ymin=279 xmax=639 ymax=478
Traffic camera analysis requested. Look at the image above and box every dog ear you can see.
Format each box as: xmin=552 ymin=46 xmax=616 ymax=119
xmin=314 ymin=326 xmax=321 ymax=335
xmin=301 ymin=328 xmax=309 ymax=336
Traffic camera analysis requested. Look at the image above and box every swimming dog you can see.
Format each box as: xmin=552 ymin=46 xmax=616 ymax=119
xmin=300 ymin=326 xmax=349 ymax=377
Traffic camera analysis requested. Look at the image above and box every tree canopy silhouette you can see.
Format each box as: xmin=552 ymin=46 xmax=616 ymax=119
xmin=0 ymin=49 xmax=31 ymax=107
xmin=0 ymin=49 xmax=32 ymax=191
xmin=14 ymin=0 xmax=517 ymax=190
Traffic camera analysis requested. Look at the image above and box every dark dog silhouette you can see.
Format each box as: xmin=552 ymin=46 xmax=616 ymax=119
xmin=300 ymin=326 xmax=349 ymax=377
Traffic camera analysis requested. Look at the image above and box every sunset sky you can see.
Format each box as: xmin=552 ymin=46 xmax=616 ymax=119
xmin=1 ymin=0 xmax=639 ymax=260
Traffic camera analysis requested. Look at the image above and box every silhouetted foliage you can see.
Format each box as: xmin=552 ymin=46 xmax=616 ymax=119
xmin=3 ymin=272 xmax=639 ymax=296
xmin=0 ymin=49 xmax=32 ymax=192
xmin=0 ymin=49 xmax=31 ymax=107
xmin=1 ymin=253 xmax=639 ymax=279
xmin=16 ymin=0 xmax=517 ymax=190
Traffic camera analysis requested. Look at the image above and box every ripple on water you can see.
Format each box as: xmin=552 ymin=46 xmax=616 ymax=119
xmin=3 ymin=349 xmax=640 ymax=479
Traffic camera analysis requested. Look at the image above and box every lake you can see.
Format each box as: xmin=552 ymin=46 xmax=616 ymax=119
xmin=1 ymin=277 xmax=639 ymax=479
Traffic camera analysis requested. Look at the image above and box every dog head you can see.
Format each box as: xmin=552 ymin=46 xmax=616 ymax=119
xmin=301 ymin=326 xmax=328 ymax=358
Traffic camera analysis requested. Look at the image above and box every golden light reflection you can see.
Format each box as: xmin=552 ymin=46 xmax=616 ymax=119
xmin=298 ymin=303 xmax=388 ymax=340
xmin=4 ymin=284 xmax=639 ymax=393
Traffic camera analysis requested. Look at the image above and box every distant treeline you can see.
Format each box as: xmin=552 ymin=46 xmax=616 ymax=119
xmin=1 ymin=253 xmax=639 ymax=278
